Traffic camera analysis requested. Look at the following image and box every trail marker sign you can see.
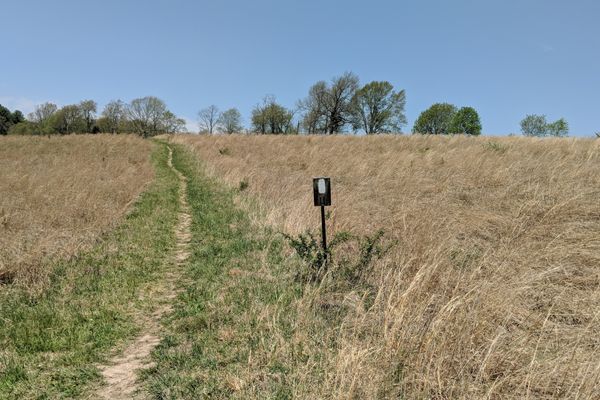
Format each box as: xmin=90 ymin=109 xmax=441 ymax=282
xmin=313 ymin=177 xmax=331 ymax=260
xmin=313 ymin=177 xmax=331 ymax=206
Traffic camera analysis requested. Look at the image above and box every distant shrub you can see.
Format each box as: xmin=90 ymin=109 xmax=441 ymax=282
xmin=520 ymin=114 xmax=569 ymax=137
xmin=483 ymin=141 xmax=508 ymax=153
xmin=7 ymin=122 xmax=39 ymax=136
xmin=238 ymin=179 xmax=249 ymax=191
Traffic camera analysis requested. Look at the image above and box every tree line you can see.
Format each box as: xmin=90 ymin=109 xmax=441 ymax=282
xmin=1 ymin=72 xmax=574 ymax=137
xmin=1 ymin=96 xmax=185 ymax=137
xmin=198 ymin=72 xmax=409 ymax=135
xmin=196 ymin=72 xmax=570 ymax=136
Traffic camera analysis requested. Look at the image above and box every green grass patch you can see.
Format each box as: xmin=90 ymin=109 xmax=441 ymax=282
xmin=0 ymin=143 xmax=179 ymax=399
xmin=142 ymin=144 xmax=311 ymax=399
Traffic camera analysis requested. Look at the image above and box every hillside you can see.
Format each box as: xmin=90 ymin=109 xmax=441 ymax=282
xmin=169 ymin=134 xmax=600 ymax=398
xmin=1 ymin=134 xmax=598 ymax=398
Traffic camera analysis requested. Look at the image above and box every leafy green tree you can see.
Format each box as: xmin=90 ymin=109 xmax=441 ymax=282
xmin=412 ymin=103 xmax=457 ymax=134
xmin=252 ymin=96 xmax=293 ymax=134
xmin=448 ymin=106 xmax=482 ymax=135
xmin=0 ymin=105 xmax=26 ymax=135
xmin=12 ymin=110 xmax=24 ymax=124
xmin=350 ymin=81 xmax=407 ymax=134
xmin=51 ymin=105 xmax=86 ymax=134
xmin=546 ymin=118 xmax=568 ymax=137
xmin=0 ymin=104 xmax=12 ymax=135
xmin=218 ymin=108 xmax=243 ymax=134
xmin=520 ymin=115 xmax=547 ymax=137
xmin=520 ymin=114 xmax=569 ymax=137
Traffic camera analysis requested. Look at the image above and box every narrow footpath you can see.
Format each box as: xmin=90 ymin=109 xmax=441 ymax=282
xmin=96 ymin=146 xmax=191 ymax=399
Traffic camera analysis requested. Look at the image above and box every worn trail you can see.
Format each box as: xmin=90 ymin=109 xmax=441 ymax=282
xmin=96 ymin=146 xmax=191 ymax=399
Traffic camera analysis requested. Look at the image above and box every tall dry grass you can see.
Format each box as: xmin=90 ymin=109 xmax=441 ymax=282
xmin=0 ymin=135 xmax=154 ymax=289
xmin=171 ymin=134 xmax=600 ymax=399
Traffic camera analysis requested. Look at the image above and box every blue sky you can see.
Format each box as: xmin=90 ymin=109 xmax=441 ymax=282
xmin=1 ymin=0 xmax=598 ymax=135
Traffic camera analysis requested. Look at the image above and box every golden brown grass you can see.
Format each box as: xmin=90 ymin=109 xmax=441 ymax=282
xmin=170 ymin=134 xmax=600 ymax=399
xmin=0 ymin=135 xmax=154 ymax=289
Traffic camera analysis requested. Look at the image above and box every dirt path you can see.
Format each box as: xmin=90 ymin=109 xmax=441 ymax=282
xmin=96 ymin=146 xmax=191 ymax=399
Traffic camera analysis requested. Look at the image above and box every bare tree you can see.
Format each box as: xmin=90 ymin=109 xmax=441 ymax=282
xmin=298 ymin=72 xmax=359 ymax=134
xmin=163 ymin=111 xmax=187 ymax=133
xmin=297 ymin=81 xmax=329 ymax=133
xmin=28 ymin=102 xmax=58 ymax=125
xmin=217 ymin=108 xmax=243 ymax=134
xmin=325 ymin=72 xmax=359 ymax=133
xmin=198 ymin=105 xmax=221 ymax=134
xmin=101 ymin=100 xmax=127 ymax=133
xmin=128 ymin=96 xmax=168 ymax=137
xmin=55 ymin=104 xmax=85 ymax=134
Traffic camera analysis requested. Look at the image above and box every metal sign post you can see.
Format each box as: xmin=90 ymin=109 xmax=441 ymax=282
xmin=313 ymin=177 xmax=331 ymax=261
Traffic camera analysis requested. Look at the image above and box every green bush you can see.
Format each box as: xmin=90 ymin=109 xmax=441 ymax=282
xmin=7 ymin=122 xmax=39 ymax=135
xmin=238 ymin=179 xmax=249 ymax=191
xmin=284 ymin=229 xmax=392 ymax=286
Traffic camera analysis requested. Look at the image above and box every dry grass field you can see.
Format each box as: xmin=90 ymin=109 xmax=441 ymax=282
xmin=0 ymin=135 xmax=154 ymax=289
xmin=170 ymin=134 xmax=600 ymax=399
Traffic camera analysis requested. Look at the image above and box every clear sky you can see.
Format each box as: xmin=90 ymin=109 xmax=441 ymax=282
xmin=1 ymin=0 xmax=598 ymax=135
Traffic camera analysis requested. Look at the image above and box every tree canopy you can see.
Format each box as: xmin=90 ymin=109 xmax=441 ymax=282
xmin=299 ymin=72 xmax=359 ymax=134
xmin=520 ymin=115 xmax=569 ymax=137
xmin=98 ymin=100 xmax=128 ymax=133
xmin=6 ymin=97 xmax=185 ymax=136
xmin=218 ymin=108 xmax=243 ymax=134
xmin=4 ymin=71 xmax=581 ymax=138
xmin=0 ymin=104 xmax=25 ymax=135
xmin=351 ymin=81 xmax=407 ymax=134
xmin=448 ymin=107 xmax=482 ymax=135
xmin=251 ymin=97 xmax=293 ymax=134
xmin=412 ymin=103 xmax=458 ymax=135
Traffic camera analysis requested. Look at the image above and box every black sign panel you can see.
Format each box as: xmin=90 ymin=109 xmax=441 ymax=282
xmin=313 ymin=177 xmax=331 ymax=206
